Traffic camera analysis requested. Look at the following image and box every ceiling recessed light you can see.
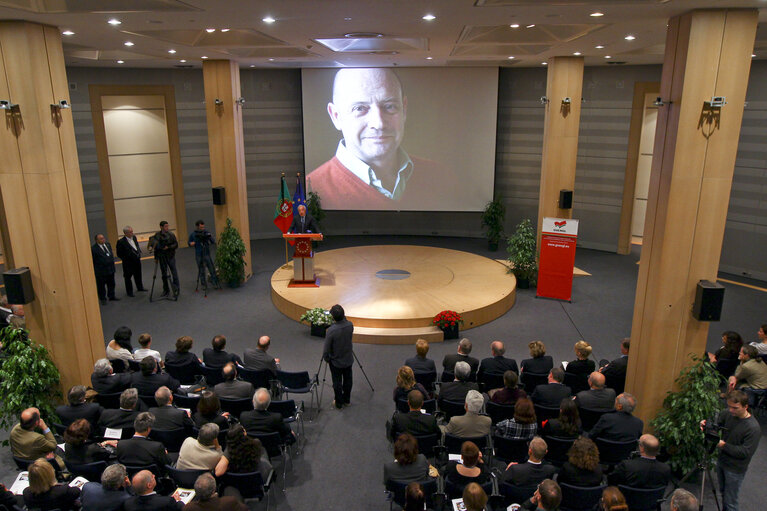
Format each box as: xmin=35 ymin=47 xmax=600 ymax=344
xmin=595 ymin=45 xmax=605 ymax=49
xmin=573 ymin=52 xmax=582 ymax=56
xmin=168 ymin=49 xmax=176 ymax=54
xmin=426 ymin=56 xmax=433 ymax=60
xmin=508 ymin=56 xmax=515 ymax=59
xmin=220 ymin=28 xmax=230 ymax=32
xmin=250 ymin=64 xmax=255 ymax=67
xmin=605 ymin=55 xmax=612 ymax=59
xmin=107 ymin=18 xmax=121 ymax=25
xmin=510 ymin=24 xmax=520 ymax=28
xmin=180 ymin=59 xmax=186 ymax=63
xmin=268 ymin=58 xmax=275 ymax=61
xmin=124 ymin=41 xmax=134 ymax=46
xmin=752 ymin=54 xmax=756 ymax=58
xmin=262 ymin=16 xmax=275 ymax=24
xmin=206 ymin=28 xmax=215 ymax=33
xmin=526 ymin=24 xmax=535 ymax=28
xmin=344 ymin=17 xmax=352 ymax=21
xmin=590 ymin=12 xmax=604 ymax=17
xmin=542 ymin=62 xmax=548 ymax=66
xmin=422 ymin=14 xmax=436 ymax=21
xmin=201 ymin=56 xmax=208 ymax=59
xmin=62 ymin=30 xmax=74 ymax=35
xmin=117 ymin=60 xmax=124 ymax=64
xmin=624 ymin=34 xmax=636 ymax=41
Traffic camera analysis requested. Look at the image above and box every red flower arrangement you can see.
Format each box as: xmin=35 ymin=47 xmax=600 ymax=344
xmin=432 ymin=310 xmax=464 ymax=329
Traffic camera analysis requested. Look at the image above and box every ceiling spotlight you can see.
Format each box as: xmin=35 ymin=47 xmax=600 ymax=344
xmin=344 ymin=17 xmax=352 ymax=21
xmin=249 ymin=64 xmax=255 ymax=67
xmin=752 ymin=54 xmax=756 ymax=58
xmin=422 ymin=14 xmax=436 ymax=21
xmin=180 ymin=59 xmax=186 ymax=63
xmin=510 ymin=24 xmax=520 ymax=28
xmin=426 ymin=56 xmax=433 ymax=60
xmin=201 ymin=56 xmax=208 ymax=59
xmin=168 ymin=49 xmax=176 ymax=54
xmin=124 ymin=41 xmax=134 ymax=46
xmin=625 ymin=34 xmax=636 ymax=41
xmin=108 ymin=18 xmax=121 ymax=25
xmin=117 ymin=60 xmax=124 ymax=64
xmin=220 ymin=28 xmax=230 ymax=32
xmin=262 ymin=16 xmax=275 ymax=24
xmin=595 ymin=45 xmax=605 ymax=49
xmin=590 ymin=12 xmax=604 ymax=17
xmin=573 ymin=52 xmax=582 ymax=56
xmin=268 ymin=58 xmax=275 ymax=61
xmin=508 ymin=56 xmax=515 ymax=59
xmin=206 ymin=28 xmax=215 ymax=33
xmin=542 ymin=62 xmax=548 ymax=66
xmin=526 ymin=24 xmax=535 ymax=28
xmin=62 ymin=30 xmax=75 ymax=36
xmin=604 ymin=55 xmax=612 ymax=59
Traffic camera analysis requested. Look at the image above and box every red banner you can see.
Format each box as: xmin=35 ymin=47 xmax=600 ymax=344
xmin=536 ymin=218 xmax=579 ymax=301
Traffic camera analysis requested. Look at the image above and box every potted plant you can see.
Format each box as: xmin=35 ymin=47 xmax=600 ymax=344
xmin=0 ymin=327 xmax=61 ymax=446
xmin=506 ymin=218 xmax=537 ymax=288
xmin=652 ymin=355 xmax=724 ymax=475
xmin=481 ymin=195 xmax=506 ymax=251
xmin=300 ymin=307 xmax=333 ymax=337
xmin=433 ymin=310 xmax=464 ymax=340
xmin=307 ymin=191 xmax=326 ymax=234
xmin=215 ymin=218 xmax=247 ymax=288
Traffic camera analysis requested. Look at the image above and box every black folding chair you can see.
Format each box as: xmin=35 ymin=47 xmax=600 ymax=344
xmin=268 ymin=399 xmax=304 ymax=452
xmin=443 ymin=433 xmax=489 ymax=454
xmin=413 ymin=433 xmax=441 ymax=460
xmin=149 ymin=427 xmax=189 ymax=453
xmin=276 ymin=370 xmax=318 ymax=419
xmin=248 ymin=431 xmax=290 ymax=489
xmin=564 ymin=372 xmax=589 ymax=394
xmin=578 ymin=407 xmax=608 ymax=432
xmin=128 ymin=359 xmax=141 ymax=372
xmin=173 ymin=393 xmax=200 ymax=414
xmin=444 ymin=475 xmax=493 ymax=500
xmin=534 ymin=404 xmax=560 ymax=428
xmin=543 ymin=435 xmax=576 ymax=467
xmin=438 ymin=399 xmax=466 ymax=422
xmin=96 ymin=391 xmax=122 ymax=409
xmin=239 ymin=367 xmax=274 ymax=391
xmin=618 ymin=485 xmax=667 ymax=511
xmin=385 ymin=478 xmax=440 ymax=511
xmin=520 ymin=372 xmax=548 ymax=392
xmin=220 ymin=469 xmax=274 ymax=507
xmin=413 ymin=371 xmax=437 ymax=394
xmin=110 ymin=359 xmax=128 ymax=373
xmin=594 ymin=438 xmax=637 ymax=467
xmin=441 ymin=370 xmax=455 ymax=383
xmin=199 ymin=365 xmax=225 ymax=387
xmin=65 ymin=460 xmax=108 ymax=481
xmin=124 ymin=463 xmax=160 ymax=478
xmin=492 ymin=435 xmax=529 ymax=464
xmin=166 ymin=465 xmax=209 ymax=489
xmin=559 ymin=482 xmax=607 ymax=511
xmin=164 ymin=362 xmax=200 ymax=385
xmin=478 ymin=372 xmax=506 ymax=393
xmin=499 ymin=482 xmax=538 ymax=507
xmin=486 ymin=401 xmax=516 ymax=424
xmin=219 ymin=397 xmax=254 ymax=418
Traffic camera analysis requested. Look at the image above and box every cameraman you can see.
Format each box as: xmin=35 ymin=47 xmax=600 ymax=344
xmin=152 ymin=220 xmax=180 ymax=297
xmin=188 ymin=220 xmax=218 ymax=287
xmin=701 ymin=389 xmax=760 ymax=510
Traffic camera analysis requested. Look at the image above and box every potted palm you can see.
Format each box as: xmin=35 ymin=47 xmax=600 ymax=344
xmin=215 ymin=218 xmax=247 ymax=288
xmin=506 ymin=218 xmax=537 ymax=288
xmin=481 ymin=195 xmax=506 ymax=251
xmin=300 ymin=307 xmax=333 ymax=337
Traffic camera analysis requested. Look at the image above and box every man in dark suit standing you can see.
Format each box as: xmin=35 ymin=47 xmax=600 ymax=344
xmin=289 ymin=204 xmax=318 ymax=234
xmin=588 ymin=393 xmax=644 ymax=442
xmin=56 ymin=385 xmax=103 ymax=429
xmin=148 ymin=386 xmax=194 ymax=432
xmin=92 ymin=233 xmax=118 ymax=305
xmin=502 ymin=436 xmax=558 ymax=485
xmin=442 ymin=338 xmax=480 ymax=378
xmin=116 ymin=413 xmax=171 ymax=475
xmin=123 ymin=470 xmax=182 ymax=511
xmin=477 ymin=341 xmax=519 ymax=381
xmin=609 ymin=434 xmax=671 ymax=488
xmin=390 ymin=390 xmax=440 ymax=439
xmin=240 ymin=388 xmax=295 ymax=444
xmin=116 ymin=226 xmax=146 ymax=297
xmin=531 ymin=368 xmax=572 ymax=408
xmin=323 ymin=304 xmax=354 ymax=409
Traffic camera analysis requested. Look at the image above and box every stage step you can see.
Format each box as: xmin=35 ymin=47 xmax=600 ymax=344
xmin=352 ymin=325 xmax=444 ymax=345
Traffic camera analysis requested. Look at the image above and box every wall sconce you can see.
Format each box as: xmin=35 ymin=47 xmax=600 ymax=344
xmin=235 ymin=97 xmax=245 ymax=106
xmin=540 ymin=96 xmax=549 ymax=105
xmin=704 ymin=96 xmax=726 ymax=108
xmin=654 ymin=97 xmax=665 ymax=107
xmin=51 ymin=100 xmax=71 ymax=109
xmin=214 ymin=98 xmax=223 ymax=106
xmin=0 ymin=100 xmax=18 ymax=110
xmin=562 ymin=97 xmax=571 ymax=105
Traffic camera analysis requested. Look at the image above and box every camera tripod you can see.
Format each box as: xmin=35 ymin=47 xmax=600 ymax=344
xmin=316 ymin=350 xmax=374 ymax=413
xmin=194 ymin=242 xmax=220 ymax=297
xmin=667 ymin=447 xmax=721 ymax=511
xmin=149 ymin=253 xmax=179 ymax=302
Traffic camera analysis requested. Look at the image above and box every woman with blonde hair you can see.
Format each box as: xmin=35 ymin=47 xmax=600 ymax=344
xmin=520 ymin=340 xmax=554 ymax=374
xmin=393 ymin=365 xmax=429 ymax=403
xmin=23 ymin=458 xmax=80 ymax=510
xmin=565 ymin=340 xmax=595 ymax=376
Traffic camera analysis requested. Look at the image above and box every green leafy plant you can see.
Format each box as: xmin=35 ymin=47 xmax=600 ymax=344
xmin=506 ymin=218 xmax=538 ymax=282
xmin=307 ymin=191 xmax=326 ymax=232
xmin=0 ymin=326 xmax=61 ymax=446
xmin=481 ymin=195 xmax=506 ymax=250
xmin=652 ymin=354 xmax=725 ymax=474
xmin=300 ymin=307 xmax=332 ymax=326
xmin=215 ymin=218 xmax=247 ymax=286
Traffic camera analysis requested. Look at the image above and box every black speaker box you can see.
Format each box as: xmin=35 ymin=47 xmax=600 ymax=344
xmin=3 ymin=267 xmax=34 ymax=304
xmin=212 ymin=186 xmax=226 ymax=205
xmin=692 ymin=280 xmax=725 ymax=321
xmin=559 ymin=189 xmax=573 ymax=209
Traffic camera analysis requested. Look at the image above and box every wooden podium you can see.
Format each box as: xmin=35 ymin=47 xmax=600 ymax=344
xmin=283 ymin=233 xmax=323 ymax=287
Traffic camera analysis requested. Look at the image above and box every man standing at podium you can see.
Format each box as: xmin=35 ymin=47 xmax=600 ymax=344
xmin=289 ymin=204 xmax=318 ymax=234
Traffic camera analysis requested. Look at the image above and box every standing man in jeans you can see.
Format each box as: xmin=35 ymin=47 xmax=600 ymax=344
xmin=701 ymin=389 xmax=760 ymax=510
xmin=323 ymin=304 xmax=354 ymax=409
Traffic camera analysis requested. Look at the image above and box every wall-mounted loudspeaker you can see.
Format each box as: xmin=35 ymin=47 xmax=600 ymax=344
xmin=212 ymin=187 xmax=226 ymax=205
xmin=559 ymin=189 xmax=573 ymax=210
xmin=692 ymin=280 xmax=725 ymax=321
xmin=3 ymin=267 xmax=34 ymax=304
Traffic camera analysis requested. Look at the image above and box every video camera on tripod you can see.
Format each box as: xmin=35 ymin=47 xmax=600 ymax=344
xmin=704 ymin=417 xmax=727 ymax=453
xmin=148 ymin=230 xmax=174 ymax=257
xmin=193 ymin=229 xmax=214 ymax=246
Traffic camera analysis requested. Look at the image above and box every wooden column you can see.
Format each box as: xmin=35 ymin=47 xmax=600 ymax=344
xmin=0 ymin=21 xmax=104 ymax=392
xmin=627 ymin=9 xmax=758 ymax=426
xmin=202 ymin=60 xmax=251 ymax=278
xmin=537 ymin=56 xmax=584 ymax=249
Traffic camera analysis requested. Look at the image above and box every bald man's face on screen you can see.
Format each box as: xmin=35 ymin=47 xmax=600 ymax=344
xmin=327 ymin=68 xmax=407 ymax=169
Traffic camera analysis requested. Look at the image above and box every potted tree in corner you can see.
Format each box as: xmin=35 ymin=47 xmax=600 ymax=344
xmin=481 ymin=195 xmax=505 ymax=251
xmin=215 ymin=218 xmax=247 ymax=288
xmin=506 ymin=218 xmax=537 ymax=288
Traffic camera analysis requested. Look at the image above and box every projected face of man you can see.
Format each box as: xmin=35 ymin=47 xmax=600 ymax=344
xmin=327 ymin=68 xmax=407 ymax=177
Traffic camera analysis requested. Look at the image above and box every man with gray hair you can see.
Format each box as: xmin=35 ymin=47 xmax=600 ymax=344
xmin=80 ymin=463 xmax=131 ymax=511
xmin=98 ymin=388 xmax=140 ymax=430
xmin=183 ymin=473 xmax=248 ymax=511
xmin=587 ymin=392 xmax=643 ymax=442
xmin=438 ymin=361 xmax=479 ymax=408
xmin=670 ymin=488 xmax=698 ymax=511
xmin=116 ymin=412 xmax=171 ymax=475
xmin=116 ymin=225 xmax=145 ymax=297
xmin=91 ymin=358 xmax=132 ymax=394
xmin=149 ymin=386 xmax=194 ymax=431
xmin=176 ymin=423 xmax=222 ymax=471
xmin=240 ymin=388 xmax=295 ymax=444
xmin=442 ymin=389 xmax=491 ymax=437
xmin=56 ymin=384 xmax=103 ymax=429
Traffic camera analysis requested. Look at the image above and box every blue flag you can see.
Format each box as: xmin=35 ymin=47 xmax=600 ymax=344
xmin=293 ymin=174 xmax=306 ymax=208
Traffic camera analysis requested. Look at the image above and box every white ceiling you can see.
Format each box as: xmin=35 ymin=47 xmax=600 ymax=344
xmin=0 ymin=0 xmax=765 ymax=69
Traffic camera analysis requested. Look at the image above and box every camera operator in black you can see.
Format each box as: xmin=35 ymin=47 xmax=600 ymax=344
xmin=152 ymin=220 xmax=180 ymax=297
xmin=188 ymin=220 xmax=218 ymax=287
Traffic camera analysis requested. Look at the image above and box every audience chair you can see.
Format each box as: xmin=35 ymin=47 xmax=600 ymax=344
xmin=172 ymin=393 xmax=200 ymax=414
xmin=51 ymin=422 xmax=67 ymax=437
xmin=491 ymin=435 xmax=529 ymax=465
xmin=478 ymin=372 xmax=505 ymax=393
xmin=438 ymin=399 xmax=466 ymax=422
xmin=128 ymin=359 xmax=141 ymax=372
xmin=268 ymin=399 xmax=304 ymax=452
xmin=219 ymin=469 xmax=274 ymax=508
xmin=578 ymin=407 xmax=608 ymax=432
xmin=198 ymin=365 xmax=225 ymax=387
xmin=714 ymin=358 xmax=739 ymax=379
xmin=65 ymin=460 xmax=108 ymax=482
xmin=559 ymin=482 xmax=607 ymax=511
xmin=149 ymin=427 xmax=188 ymax=453
xmin=413 ymin=371 xmax=437 ymax=394
xmin=617 ymin=485 xmax=667 ymax=511
xmin=422 ymin=399 xmax=438 ymax=414
xmin=520 ymin=372 xmax=548 ymax=392
xmin=138 ymin=394 xmax=156 ymax=409
xmin=11 ymin=456 xmax=32 ymax=471
xmin=166 ymin=466 xmax=209 ymax=489
xmin=443 ymin=433 xmax=489 ymax=455
xmin=248 ymin=431 xmax=290 ymax=488
xmin=542 ymin=435 xmax=576 ymax=467
xmin=238 ymin=367 xmax=274 ymax=391
xmin=486 ymin=401 xmax=516 ymax=425
xmin=385 ymin=478 xmax=439 ymax=511
xmin=440 ymin=370 xmax=455 ymax=383
xmin=413 ymin=433 xmax=441 ymax=460
xmin=110 ymin=359 xmax=128 ymax=374
xmin=96 ymin=391 xmax=122 ymax=409
xmin=276 ymin=370 xmax=319 ymax=419
xmin=219 ymin=397 xmax=254 ymax=418
xmin=594 ymin=438 xmax=637 ymax=467
xmin=444 ymin=475 xmax=493 ymax=500
xmin=164 ymin=362 xmax=201 ymax=384
xmin=395 ymin=398 xmax=410 ymax=414
xmin=499 ymin=482 xmax=538 ymax=508
xmin=534 ymin=403 xmax=560 ymax=428
xmin=124 ymin=463 xmax=160 ymax=478
xmin=563 ymin=372 xmax=589 ymax=394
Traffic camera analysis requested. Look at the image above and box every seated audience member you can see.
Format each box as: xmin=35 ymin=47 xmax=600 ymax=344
xmin=599 ymin=339 xmax=630 ymax=394
xmin=542 ymin=398 xmax=582 ymax=438
xmin=443 ymin=390 xmax=492 ymax=438
xmin=403 ymin=482 xmax=427 ymax=511
xmin=130 ymin=356 xmax=181 ymax=396
xmin=193 ymin=391 xmax=230 ymax=430
xmin=63 ymin=419 xmax=115 ymax=464
xmin=10 ymin=407 xmax=62 ymax=468
xmin=123 ymin=470 xmax=182 ymax=511
xmin=749 ymin=324 xmax=767 ymax=355
xmin=531 ymin=368 xmax=572 ymax=407
xmin=202 ymin=334 xmax=243 ymax=368
xmin=728 ymin=345 xmax=767 ymax=399
xmin=587 ymin=393 xmax=643 ymax=442
xmin=393 ymin=365 xmax=429 ymax=403
xmin=495 ymin=398 xmax=537 ymax=441
xmin=390 ymin=390 xmax=440 ymax=439
xmin=99 ymin=388 xmax=141 ymax=430
xmin=133 ymin=333 xmax=163 ymax=364
xmin=438 ymin=361 xmax=479 ymax=407
xmin=444 ymin=441 xmax=490 ymax=491
xmin=599 ymin=486 xmax=628 ymax=511
xmin=405 ymin=338 xmax=437 ymax=374
xmin=176 ymin=423 xmax=223 ymax=471
xmin=502 ymin=436 xmax=557 ymax=485
xmin=608 ymin=434 xmax=671 ymax=488
xmin=521 ymin=479 xmax=561 ymax=511
xmin=556 ymin=436 xmax=603 ymax=487
xmin=0 ymin=482 xmax=19 ymax=511
xmin=215 ymin=424 xmax=272 ymax=480
xmin=489 ymin=370 xmax=527 ymax=405
xmin=670 ymin=488 xmax=698 ymax=511
xmin=183 ymin=473 xmax=248 ymax=511
xmin=91 ymin=358 xmax=132 ymax=394
xmin=521 ymin=341 xmax=554 ymax=375
xmin=243 ymin=335 xmax=279 ymax=375
xmin=708 ymin=330 xmax=744 ymax=364
xmin=443 ymin=338 xmax=480 ymax=376
xmin=149 ymin=386 xmax=194 ymax=431
xmin=23 ymin=458 xmax=80 ymax=511
xmin=214 ymin=362 xmax=255 ymax=400
xmin=575 ymin=372 xmax=616 ymax=411
xmin=116 ymin=412 xmax=171 ymax=473
xmin=462 ymin=482 xmax=489 ymax=511
xmin=477 ymin=340 xmax=519 ymax=381
xmin=9 ymin=303 xmax=25 ymax=329
xmin=383 ymin=433 xmax=431 ymax=484
xmin=56 ymin=384 xmax=103 ymax=428
xmin=240 ymin=387 xmax=294 ymax=443
xmin=80 ymin=463 xmax=132 ymax=511
xmin=565 ymin=340 xmax=596 ymax=376
xmin=164 ymin=335 xmax=203 ymax=369
xmin=106 ymin=325 xmax=134 ymax=364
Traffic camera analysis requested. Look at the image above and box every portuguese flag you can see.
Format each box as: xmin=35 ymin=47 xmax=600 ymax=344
xmin=273 ymin=174 xmax=293 ymax=238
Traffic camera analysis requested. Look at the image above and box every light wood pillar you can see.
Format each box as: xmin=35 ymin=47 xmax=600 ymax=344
xmin=627 ymin=9 xmax=758 ymax=426
xmin=0 ymin=21 xmax=104 ymax=392
xmin=202 ymin=60 xmax=251 ymax=278
xmin=537 ymin=56 xmax=584 ymax=249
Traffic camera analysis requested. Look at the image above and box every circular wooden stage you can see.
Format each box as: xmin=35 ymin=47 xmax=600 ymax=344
xmin=271 ymin=245 xmax=517 ymax=344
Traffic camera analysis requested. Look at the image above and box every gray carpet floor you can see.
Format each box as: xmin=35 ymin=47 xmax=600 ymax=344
xmin=1 ymin=235 xmax=765 ymax=510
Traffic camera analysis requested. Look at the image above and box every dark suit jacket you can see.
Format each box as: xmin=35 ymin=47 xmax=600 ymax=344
xmin=438 ymin=381 xmax=478 ymax=405
xmin=478 ymin=356 xmax=519 ymax=380
xmin=92 ymin=372 xmax=133 ymax=394
xmin=80 ymin=482 xmax=131 ymax=511
xmin=148 ymin=405 xmax=194 ymax=431
xmin=240 ymin=409 xmax=291 ymax=440
xmin=588 ymin=411 xmax=643 ymax=442
xmin=116 ymin=436 xmax=171 ymax=472
xmin=404 ymin=355 xmax=436 ymax=374
xmin=98 ymin=408 xmax=139 ymax=430
xmin=242 ymin=348 xmax=278 ymax=375
xmin=202 ymin=348 xmax=242 ymax=368
xmin=391 ymin=410 xmax=441 ymax=438
xmin=122 ymin=493 xmax=183 ymax=511
xmin=608 ymin=457 xmax=671 ymax=488
xmin=575 ymin=388 xmax=616 ymax=411
xmin=565 ymin=359 xmax=596 ymax=376
xmin=442 ymin=353 xmax=479 ymax=375
xmin=213 ymin=380 xmax=254 ymax=400
xmin=289 ymin=213 xmax=318 ymax=233
xmin=92 ymin=242 xmax=116 ymax=276
xmin=520 ymin=356 xmax=554 ymax=375
xmin=530 ymin=383 xmax=572 ymax=407
xmin=116 ymin=235 xmax=142 ymax=263
xmin=502 ymin=460 xmax=558 ymax=486
xmin=130 ymin=372 xmax=181 ymax=395
xmin=64 ymin=442 xmax=111 ymax=464
xmin=183 ymin=496 xmax=248 ymax=511
xmin=557 ymin=461 xmax=604 ymax=487
xmin=55 ymin=402 xmax=104 ymax=428
xmin=323 ymin=319 xmax=354 ymax=368
xmin=601 ymin=356 xmax=628 ymax=393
